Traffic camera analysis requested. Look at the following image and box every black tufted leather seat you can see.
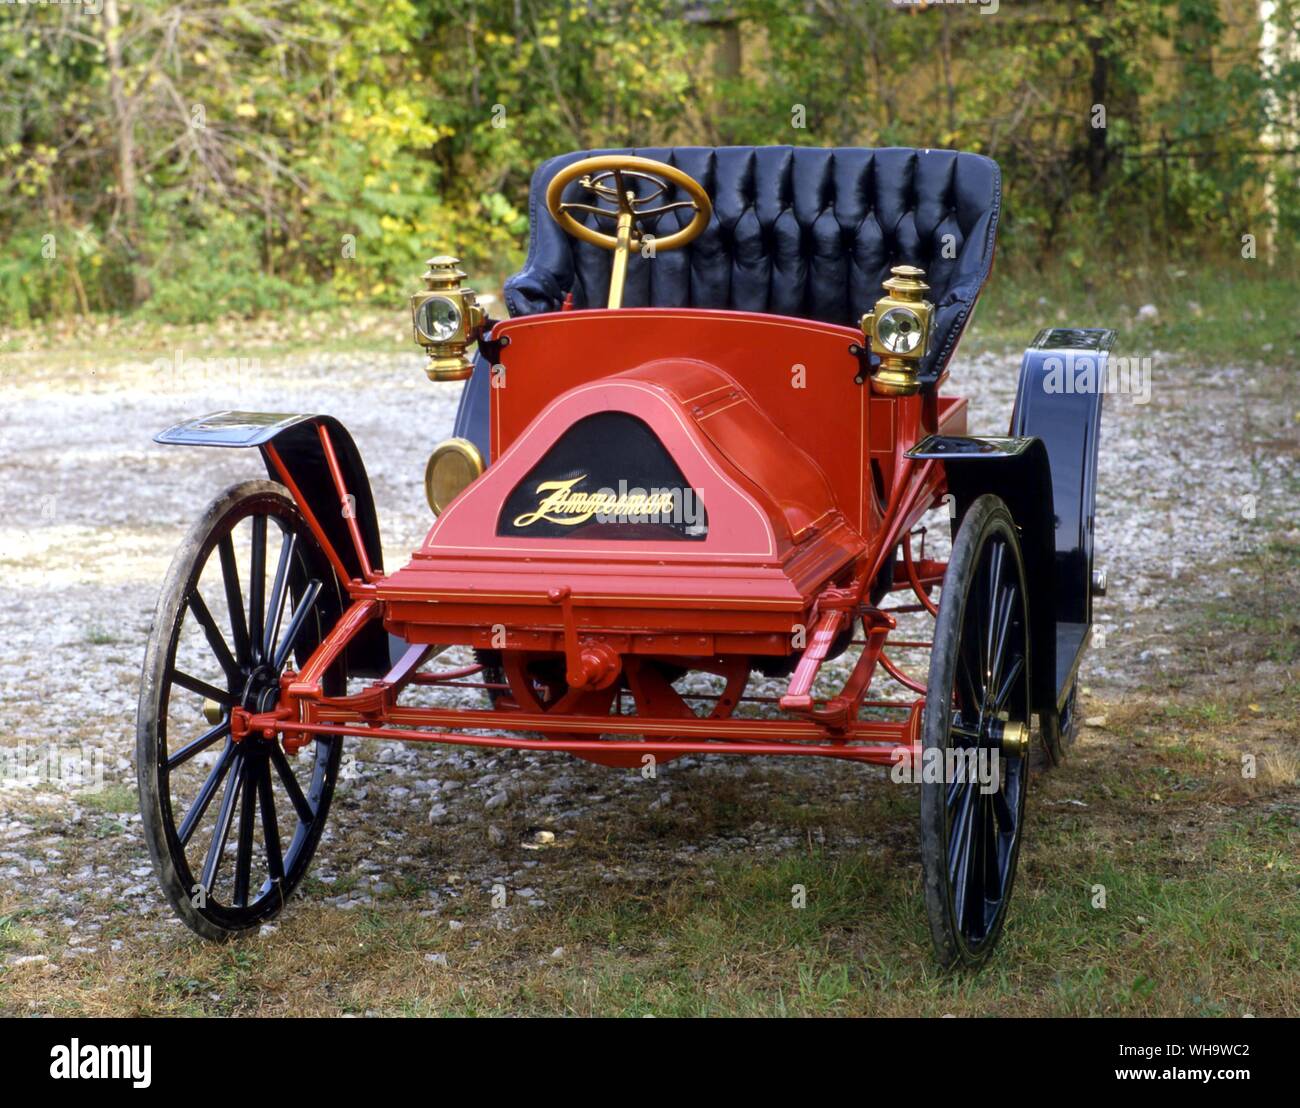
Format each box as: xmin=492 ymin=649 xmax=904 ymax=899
xmin=504 ymin=145 xmax=1001 ymax=382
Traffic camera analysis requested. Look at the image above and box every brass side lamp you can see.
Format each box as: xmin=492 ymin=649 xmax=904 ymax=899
xmin=861 ymin=264 xmax=934 ymax=396
xmin=410 ymin=255 xmax=485 ymax=382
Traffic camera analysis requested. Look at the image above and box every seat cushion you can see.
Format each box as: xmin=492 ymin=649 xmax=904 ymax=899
xmin=504 ymin=145 xmax=1001 ymax=382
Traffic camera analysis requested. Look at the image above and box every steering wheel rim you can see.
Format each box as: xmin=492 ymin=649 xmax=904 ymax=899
xmin=544 ymin=155 xmax=712 ymax=253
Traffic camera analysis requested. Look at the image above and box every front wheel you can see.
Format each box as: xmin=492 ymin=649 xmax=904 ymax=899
xmin=137 ymin=480 xmax=345 ymax=939
xmin=920 ymin=494 xmax=1032 ymax=970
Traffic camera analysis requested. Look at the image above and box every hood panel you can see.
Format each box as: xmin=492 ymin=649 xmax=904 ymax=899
xmin=377 ymin=358 xmax=862 ymax=645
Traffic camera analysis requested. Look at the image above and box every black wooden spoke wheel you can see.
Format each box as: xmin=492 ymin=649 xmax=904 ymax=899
xmin=920 ymin=494 xmax=1031 ymax=970
xmin=473 ymin=648 xmax=508 ymax=708
xmin=137 ymin=481 xmax=345 ymax=939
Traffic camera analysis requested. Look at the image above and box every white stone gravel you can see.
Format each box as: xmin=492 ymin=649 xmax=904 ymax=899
xmin=0 ymin=337 xmax=1293 ymax=956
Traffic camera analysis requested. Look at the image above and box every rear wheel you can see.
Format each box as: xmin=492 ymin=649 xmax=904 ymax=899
xmin=473 ymin=648 xmax=508 ymax=708
xmin=920 ymin=494 xmax=1031 ymax=970
xmin=137 ymin=481 xmax=344 ymax=939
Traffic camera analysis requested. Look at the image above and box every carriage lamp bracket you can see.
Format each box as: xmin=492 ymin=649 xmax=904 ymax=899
xmin=478 ymin=328 xmax=509 ymax=367
xmin=847 ymin=340 xmax=877 ymax=386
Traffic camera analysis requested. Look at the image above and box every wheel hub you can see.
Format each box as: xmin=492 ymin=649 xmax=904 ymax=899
xmin=990 ymin=718 xmax=1029 ymax=756
xmin=240 ymin=664 xmax=282 ymax=715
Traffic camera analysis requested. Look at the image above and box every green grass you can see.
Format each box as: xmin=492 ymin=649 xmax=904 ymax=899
xmin=4 ymin=746 xmax=1294 ymax=1016
xmin=4 ymin=260 xmax=1297 ymax=371
xmin=532 ymin=813 xmax=1297 ymax=1017
xmin=0 ymin=913 xmax=43 ymax=953
xmin=971 ymin=260 xmax=1300 ymax=368
xmin=83 ymin=783 xmax=140 ymax=815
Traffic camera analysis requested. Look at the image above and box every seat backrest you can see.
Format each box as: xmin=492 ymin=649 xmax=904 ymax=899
xmin=504 ymin=145 xmax=1001 ymax=382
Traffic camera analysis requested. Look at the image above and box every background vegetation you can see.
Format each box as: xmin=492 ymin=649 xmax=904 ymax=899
xmin=2 ymin=0 xmax=1299 ymax=324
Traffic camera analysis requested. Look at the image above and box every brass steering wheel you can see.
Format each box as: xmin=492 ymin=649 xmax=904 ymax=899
xmin=545 ymin=155 xmax=712 ymax=307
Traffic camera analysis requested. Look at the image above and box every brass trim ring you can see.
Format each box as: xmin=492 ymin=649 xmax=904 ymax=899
xmin=424 ymin=436 xmax=485 ymax=515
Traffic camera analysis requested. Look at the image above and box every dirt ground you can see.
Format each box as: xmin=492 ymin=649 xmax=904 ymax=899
xmin=0 ymin=324 xmax=1296 ymax=1016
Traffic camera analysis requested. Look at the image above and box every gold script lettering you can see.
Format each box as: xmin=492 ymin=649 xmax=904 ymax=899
xmin=512 ymin=476 xmax=677 ymax=528
xmin=512 ymin=476 xmax=594 ymax=527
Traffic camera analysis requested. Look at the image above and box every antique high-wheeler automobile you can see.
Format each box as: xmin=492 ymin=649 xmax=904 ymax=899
xmin=138 ymin=146 xmax=1111 ymax=968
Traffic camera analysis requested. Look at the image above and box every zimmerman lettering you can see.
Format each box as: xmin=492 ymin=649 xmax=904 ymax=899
xmin=513 ymin=475 xmax=679 ymax=527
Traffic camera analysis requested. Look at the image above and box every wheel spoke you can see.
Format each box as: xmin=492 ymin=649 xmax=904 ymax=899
xmin=271 ymin=579 xmax=323 ymax=672
xmin=965 ymin=791 xmax=988 ymax=938
xmin=956 ymin=654 xmax=981 ymax=717
xmin=263 ymin=532 xmax=298 ymax=663
xmin=199 ymin=750 xmax=244 ymax=892
xmin=996 ymin=763 xmax=1023 ymax=882
xmin=992 ymin=655 xmax=1026 ymax=714
xmin=248 ymin=516 xmax=267 ymax=663
xmin=165 ymin=719 xmax=229 ymax=771
xmin=948 ymin=782 xmax=977 ymax=928
xmin=269 ymin=744 xmax=314 ymax=825
xmin=177 ymin=740 xmax=235 ymax=847
xmin=257 ymin=757 xmax=284 ymax=884
xmin=980 ymin=542 xmax=1004 ymax=687
xmin=981 ymin=789 xmax=1003 ymax=903
xmin=992 ymin=773 xmax=1017 ymax=833
xmin=233 ymin=757 xmax=257 ymax=908
xmin=187 ymin=589 xmax=239 ymax=682
xmin=958 ymin=618 xmax=985 ymax=713
xmin=951 ymin=722 xmax=981 ymax=743
xmin=948 ymin=780 xmax=975 ymax=867
xmin=171 ymin=669 xmax=234 ymax=705
xmin=217 ymin=534 xmax=251 ymax=667
xmin=987 ymin=583 xmax=1015 ymax=695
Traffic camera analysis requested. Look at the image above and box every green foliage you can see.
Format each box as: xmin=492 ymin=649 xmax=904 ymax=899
xmin=0 ymin=0 xmax=1297 ymax=321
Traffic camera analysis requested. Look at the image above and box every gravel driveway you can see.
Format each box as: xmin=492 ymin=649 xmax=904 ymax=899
xmin=0 ymin=333 xmax=1293 ymax=981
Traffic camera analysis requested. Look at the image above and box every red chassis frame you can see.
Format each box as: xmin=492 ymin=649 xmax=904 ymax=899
xmin=233 ymin=308 xmax=965 ymax=770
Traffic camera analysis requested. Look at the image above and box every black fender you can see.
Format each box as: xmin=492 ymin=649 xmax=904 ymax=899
xmin=908 ymin=325 xmax=1114 ymax=721
xmin=906 ymin=434 xmax=1059 ymax=721
xmin=1010 ymin=328 xmax=1112 ymax=637
xmin=1011 ymin=328 xmax=1113 ymax=712
xmin=154 ymin=410 xmax=390 ymax=676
